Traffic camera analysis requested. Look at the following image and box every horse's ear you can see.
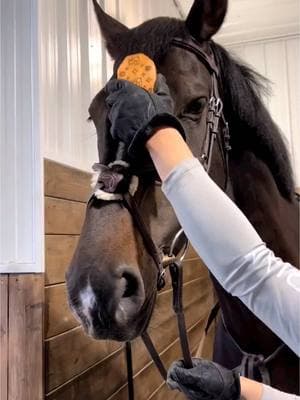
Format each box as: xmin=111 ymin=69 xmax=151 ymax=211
xmin=186 ymin=0 xmax=228 ymax=41
xmin=92 ymin=0 xmax=129 ymax=59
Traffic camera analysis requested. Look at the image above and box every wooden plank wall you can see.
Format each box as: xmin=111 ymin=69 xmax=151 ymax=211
xmin=44 ymin=159 xmax=214 ymax=400
xmin=0 ymin=276 xmax=8 ymax=400
xmin=0 ymin=275 xmax=44 ymax=400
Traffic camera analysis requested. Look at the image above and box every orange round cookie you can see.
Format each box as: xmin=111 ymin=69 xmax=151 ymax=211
xmin=117 ymin=53 xmax=157 ymax=92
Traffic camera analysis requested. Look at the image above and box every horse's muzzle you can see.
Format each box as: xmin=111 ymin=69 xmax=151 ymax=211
xmin=66 ymin=264 xmax=146 ymax=341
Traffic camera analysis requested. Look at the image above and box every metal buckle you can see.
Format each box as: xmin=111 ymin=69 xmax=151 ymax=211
xmin=157 ymin=269 xmax=166 ymax=290
xmin=207 ymin=97 xmax=223 ymax=135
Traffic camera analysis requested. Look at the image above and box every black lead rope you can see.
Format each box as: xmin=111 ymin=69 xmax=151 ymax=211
xmin=125 ymin=342 xmax=134 ymax=400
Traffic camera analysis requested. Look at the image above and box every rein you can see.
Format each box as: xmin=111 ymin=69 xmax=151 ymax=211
xmin=125 ymin=204 xmax=192 ymax=399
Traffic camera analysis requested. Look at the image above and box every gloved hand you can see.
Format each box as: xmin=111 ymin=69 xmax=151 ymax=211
xmin=105 ymin=74 xmax=185 ymax=159
xmin=167 ymin=358 xmax=241 ymax=400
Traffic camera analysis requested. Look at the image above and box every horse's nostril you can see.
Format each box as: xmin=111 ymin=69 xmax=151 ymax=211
xmin=122 ymin=272 xmax=138 ymax=298
xmin=114 ymin=268 xmax=145 ymax=326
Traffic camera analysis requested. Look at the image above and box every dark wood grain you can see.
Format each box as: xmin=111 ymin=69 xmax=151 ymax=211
xmin=45 ymin=159 xmax=92 ymax=202
xmin=45 ymin=235 xmax=79 ymax=285
xmin=8 ymin=275 xmax=44 ymax=400
xmin=45 ymin=197 xmax=86 ymax=235
xmin=0 ymin=276 xmax=8 ymax=400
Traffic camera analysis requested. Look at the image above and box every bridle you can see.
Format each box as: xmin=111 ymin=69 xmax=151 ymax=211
xmin=172 ymin=37 xmax=231 ymax=190
xmin=168 ymin=37 xmax=287 ymax=387
xmin=168 ymin=37 xmax=288 ymax=388
xmin=90 ymin=36 xmax=231 ymax=399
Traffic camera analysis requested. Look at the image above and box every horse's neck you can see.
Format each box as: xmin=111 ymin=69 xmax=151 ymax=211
xmin=229 ymin=150 xmax=299 ymax=267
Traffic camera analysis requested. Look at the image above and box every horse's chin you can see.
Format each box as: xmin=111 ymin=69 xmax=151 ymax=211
xmin=82 ymin=319 xmax=144 ymax=341
xmin=89 ymin=327 xmax=140 ymax=342
xmin=83 ymin=296 xmax=157 ymax=342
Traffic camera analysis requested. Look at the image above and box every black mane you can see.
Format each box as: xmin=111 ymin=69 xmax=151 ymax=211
xmin=111 ymin=17 xmax=295 ymax=199
xmin=212 ymin=43 xmax=294 ymax=199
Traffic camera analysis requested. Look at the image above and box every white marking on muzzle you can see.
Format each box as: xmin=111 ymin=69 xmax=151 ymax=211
xmin=80 ymin=283 xmax=96 ymax=333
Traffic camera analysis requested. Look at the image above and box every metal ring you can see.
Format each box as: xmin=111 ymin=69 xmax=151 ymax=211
xmin=215 ymin=98 xmax=223 ymax=115
xmin=169 ymin=228 xmax=189 ymax=263
xmin=209 ymin=96 xmax=216 ymax=108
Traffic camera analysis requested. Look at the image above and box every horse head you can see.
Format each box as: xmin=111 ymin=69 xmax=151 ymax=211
xmin=66 ymin=0 xmax=228 ymax=341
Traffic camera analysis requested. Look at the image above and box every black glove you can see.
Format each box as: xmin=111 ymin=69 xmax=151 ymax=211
xmin=167 ymin=358 xmax=241 ymax=400
xmin=105 ymin=74 xmax=185 ymax=159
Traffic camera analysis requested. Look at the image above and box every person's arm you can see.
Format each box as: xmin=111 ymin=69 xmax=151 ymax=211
xmin=240 ymin=377 xmax=263 ymax=400
xmin=146 ymin=127 xmax=193 ymax=179
xmin=259 ymin=381 xmax=300 ymax=400
xmin=146 ymin=128 xmax=300 ymax=356
xmin=239 ymin=377 xmax=299 ymax=400
xmin=241 ymin=377 xmax=299 ymax=400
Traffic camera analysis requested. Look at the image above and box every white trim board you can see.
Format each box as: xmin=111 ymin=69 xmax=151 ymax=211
xmin=0 ymin=0 xmax=44 ymax=274
xmin=0 ymin=263 xmax=43 ymax=274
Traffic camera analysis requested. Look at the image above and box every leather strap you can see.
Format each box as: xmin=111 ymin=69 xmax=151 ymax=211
xmin=171 ymin=37 xmax=219 ymax=76
xmin=205 ymin=302 xmax=220 ymax=335
xmin=125 ymin=342 xmax=134 ymax=400
xmin=141 ymin=332 xmax=168 ymax=380
xmin=122 ymin=192 xmax=166 ymax=290
xmin=221 ymin=316 xmax=285 ymax=385
xmin=169 ymin=261 xmax=193 ymax=369
xmin=172 ymin=38 xmax=230 ymax=191
xmin=122 ymin=192 xmax=192 ymax=397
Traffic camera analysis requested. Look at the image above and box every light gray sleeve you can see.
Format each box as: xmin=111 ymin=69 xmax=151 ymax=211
xmin=162 ymin=157 xmax=300 ymax=356
xmin=262 ymin=384 xmax=300 ymax=400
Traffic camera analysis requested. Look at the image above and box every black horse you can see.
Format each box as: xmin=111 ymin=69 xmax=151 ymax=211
xmin=66 ymin=0 xmax=299 ymax=394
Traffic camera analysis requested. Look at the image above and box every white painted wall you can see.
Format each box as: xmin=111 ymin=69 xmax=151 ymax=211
xmin=228 ymin=36 xmax=300 ymax=187
xmin=179 ymin=0 xmax=300 ymax=44
xmin=179 ymin=0 xmax=300 ymax=187
xmin=0 ymin=0 xmax=43 ymax=273
xmin=41 ymin=0 xmax=181 ymax=171
xmin=40 ymin=0 xmax=98 ymax=171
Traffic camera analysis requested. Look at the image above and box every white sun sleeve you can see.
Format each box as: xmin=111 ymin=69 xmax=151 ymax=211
xmin=262 ymin=384 xmax=300 ymax=399
xmin=162 ymin=157 xmax=300 ymax=356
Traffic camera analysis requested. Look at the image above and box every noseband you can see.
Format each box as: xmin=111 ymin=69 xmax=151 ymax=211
xmin=91 ymin=37 xmax=231 ymax=399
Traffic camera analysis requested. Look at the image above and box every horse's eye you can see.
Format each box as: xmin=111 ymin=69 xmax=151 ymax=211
xmin=185 ymin=97 xmax=207 ymax=115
